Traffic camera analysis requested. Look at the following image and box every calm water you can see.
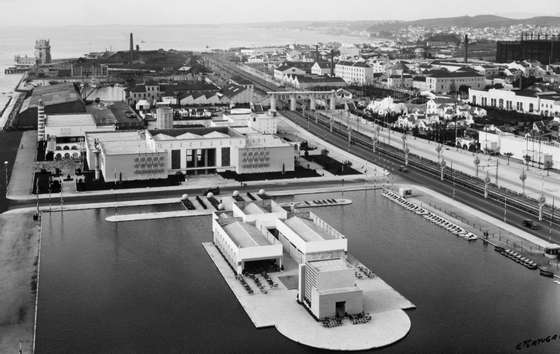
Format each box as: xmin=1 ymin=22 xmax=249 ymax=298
xmin=36 ymin=191 xmax=560 ymax=353
xmin=0 ymin=24 xmax=368 ymax=75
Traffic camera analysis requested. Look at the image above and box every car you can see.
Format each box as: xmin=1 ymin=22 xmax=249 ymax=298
xmin=398 ymin=165 xmax=408 ymax=173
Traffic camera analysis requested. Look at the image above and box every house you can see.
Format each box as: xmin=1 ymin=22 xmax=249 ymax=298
xmin=221 ymin=83 xmax=254 ymax=106
xmin=387 ymin=74 xmax=413 ymax=89
xmin=311 ymin=61 xmax=333 ymax=76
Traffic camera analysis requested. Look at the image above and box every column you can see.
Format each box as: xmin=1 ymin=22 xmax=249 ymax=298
xmin=309 ymin=96 xmax=316 ymax=111
xmin=290 ymin=95 xmax=296 ymax=111
xmin=329 ymin=93 xmax=336 ymax=111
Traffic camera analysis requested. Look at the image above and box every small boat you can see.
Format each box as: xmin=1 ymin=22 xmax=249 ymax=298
xmin=494 ymin=246 xmax=505 ymax=253
xmin=539 ymin=268 xmax=554 ymax=278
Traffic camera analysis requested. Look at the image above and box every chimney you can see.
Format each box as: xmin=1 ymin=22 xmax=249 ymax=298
xmin=330 ymin=49 xmax=335 ymax=77
xmin=464 ymin=34 xmax=469 ymax=63
xmin=315 ymin=44 xmax=320 ymax=63
xmin=129 ymin=33 xmax=134 ymax=63
xmin=136 ymin=44 xmax=140 ymax=52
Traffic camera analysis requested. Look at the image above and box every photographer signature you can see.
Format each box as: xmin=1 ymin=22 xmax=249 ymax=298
xmin=516 ymin=333 xmax=560 ymax=350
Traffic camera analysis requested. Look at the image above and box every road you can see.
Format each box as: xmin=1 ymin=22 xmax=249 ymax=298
xmin=281 ymin=110 xmax=560 ymax=245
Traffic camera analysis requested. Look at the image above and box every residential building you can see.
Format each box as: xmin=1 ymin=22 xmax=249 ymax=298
xmin=387 ymin=74 xmax=413 ymax=89
xmin=334 ymin=61 xmax=374 ymax=86
xmin=273 ymin=62 xmax=314 ymax=80
xmin=311 ymin=61 xmax=333 ymax=76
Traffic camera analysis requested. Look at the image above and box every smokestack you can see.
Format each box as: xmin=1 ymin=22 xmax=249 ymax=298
xmin=464 ymin=34 xmax=469 ymax=63
xmin=330 ymin=49 xmax=335 ymax=77
xmin=136 ymin=44 xmax=140 ymax=52
xmin=129 ymin=33 xmax=134 ymax=52
xmin=315 ymin=44 xmax=319 ymax=63
xmin=129 ymin=33 xmax=134 ymax=63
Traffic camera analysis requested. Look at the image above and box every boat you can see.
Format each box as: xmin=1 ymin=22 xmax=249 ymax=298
xmin=539 ymin=267 xmax=554 ymax=278
xmin=494 ymin=246 xmax=505 ymax=253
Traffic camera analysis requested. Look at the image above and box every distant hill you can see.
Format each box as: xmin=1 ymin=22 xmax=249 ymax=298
xmin=367 ymin=15 xmax=560 ymax=33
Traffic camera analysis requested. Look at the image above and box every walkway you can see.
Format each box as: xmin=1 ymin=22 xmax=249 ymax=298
xmin=7 ymin=131 xmax=36 ymax=197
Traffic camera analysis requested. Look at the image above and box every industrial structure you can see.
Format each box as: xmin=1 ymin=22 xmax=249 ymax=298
xmin=34 ymin=39 xmax=52 ymax=65
xmin=496 ymin=33 xmax=560 ymax=64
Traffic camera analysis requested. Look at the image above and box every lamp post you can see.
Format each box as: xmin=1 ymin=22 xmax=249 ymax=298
xmin=440 ymin=159 xmax=446 ymax=181
xmin=3 ymin=161 xmax=8 ymax=197
xmin=473 ymin=155 xmax=480 ymax=177
xmin=484 ymin=170 xmax=491 ymax=199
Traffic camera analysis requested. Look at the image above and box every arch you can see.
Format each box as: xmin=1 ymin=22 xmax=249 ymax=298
xmin=55 ymin=146 xmax=62 ymax=150
xmin=64 ymin=153 xmax=71 ymax=159
xmin=72 ymin=152 xmax=80 ymax=159
xmin=55 ymin=153 xmax=62 ymax=160
xmin=71 ymin=145 xmax=78 ymax=150
xmin=63 ymin=145 xmax=70 ymax=150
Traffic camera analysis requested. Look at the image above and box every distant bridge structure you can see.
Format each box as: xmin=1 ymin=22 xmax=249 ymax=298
xmin=267 ymin=90 xmax=336 ymax=112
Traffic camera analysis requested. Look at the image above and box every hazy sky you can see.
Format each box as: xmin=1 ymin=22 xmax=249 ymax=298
xmin=0 ymin=0 xmax=558 ymax=27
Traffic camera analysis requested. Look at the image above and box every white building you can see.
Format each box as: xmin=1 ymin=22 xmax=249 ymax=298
xmin=469 ymin=88 xmax=560 ymax=117
xmin=387 ymin=75 xmax=413 ymax=89
xmin=426 ymin=71 xmax=485 ymax=94
xmin=298 ymin=258 xmax=363 ymax=320
xmin=212 ymin=211 xmax=283 ymax=275
xmin=84 ymin=126 xmax=297 ymax=182
xmin=334 ymin=61 xmax=374 ymax=86
xmin=311 ymin=61 xmax=333 ymax=76
xmin=275 ymin=212 xmax=348 ymax=264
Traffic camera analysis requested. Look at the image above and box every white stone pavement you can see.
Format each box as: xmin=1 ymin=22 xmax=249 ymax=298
xmin=203 ymin=242 xmax=413 ymax=351
xmin=328 ymin=111 xmax=560 ymax=204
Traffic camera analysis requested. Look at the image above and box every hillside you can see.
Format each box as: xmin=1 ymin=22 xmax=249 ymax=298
xmin=367 ymin=15 xmax=560 ymax=33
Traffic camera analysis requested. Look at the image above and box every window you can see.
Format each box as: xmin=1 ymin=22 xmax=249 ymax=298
xmin=221 ymin=147 xmax=230 ymax=167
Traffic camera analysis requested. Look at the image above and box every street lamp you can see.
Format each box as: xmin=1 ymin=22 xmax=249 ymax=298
xmin=519 ymin=169 xmax=527 ymax=196
xmin=3 ymin=161 xmax=8 ymax=197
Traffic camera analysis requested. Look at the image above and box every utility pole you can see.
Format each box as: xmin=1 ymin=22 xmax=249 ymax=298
xmin=495 ymin=158 xmax=499 ymax=186
xmin=504 ymin=196 xmax=507 ymax=222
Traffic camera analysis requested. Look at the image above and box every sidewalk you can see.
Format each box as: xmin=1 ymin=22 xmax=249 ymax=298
xmin=7 ymin=131 xmax=36 ymax=197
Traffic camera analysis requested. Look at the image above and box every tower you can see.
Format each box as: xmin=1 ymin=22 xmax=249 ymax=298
xmin=37 ymin=100 xmax=46 ymax=141
xmin=34 ymin=39 xmax=51 ymax=65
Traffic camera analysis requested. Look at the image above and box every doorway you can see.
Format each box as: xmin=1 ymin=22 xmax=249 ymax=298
xmin=335 ymin=301 xmax=346 ymax=318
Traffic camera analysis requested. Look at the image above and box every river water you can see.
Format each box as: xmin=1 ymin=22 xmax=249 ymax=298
xmin=36 ymin=190 xmax=560 ymax=353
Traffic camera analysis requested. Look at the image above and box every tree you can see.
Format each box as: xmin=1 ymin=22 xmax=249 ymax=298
xmin=473 ymin=155 xmax=480 ymax=177
xmin=504 ymin=152 xmax=513 ymax=165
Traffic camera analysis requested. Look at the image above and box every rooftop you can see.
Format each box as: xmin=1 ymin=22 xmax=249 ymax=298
xmin=308 ymin=258 xmax=352 ymax=273
xmin=85 ymin=131 xmax=154 ymax=155
xmin=284 ymin=215 xmax=337 ymax=242
xmin=46 ymin=113 xmax=96 ymax=127
xmin=220 ymin=218 xmax=272 ymax=248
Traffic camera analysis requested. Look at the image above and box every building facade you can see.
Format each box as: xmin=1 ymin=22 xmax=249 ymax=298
xmin=426 ymin=71 xmax=485 ymax=94
xmin=334 ymin=61 xmax=374 ymax=86
xmin=469 ymin=88 xmax=560 ymax=117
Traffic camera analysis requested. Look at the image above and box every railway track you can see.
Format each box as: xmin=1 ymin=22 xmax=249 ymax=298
xmin=283 ymin=109 xmax=560 ymax=232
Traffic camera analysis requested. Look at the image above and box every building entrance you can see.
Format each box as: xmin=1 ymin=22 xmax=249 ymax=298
xmin=336 ymin=301 xmax=346 ymax=318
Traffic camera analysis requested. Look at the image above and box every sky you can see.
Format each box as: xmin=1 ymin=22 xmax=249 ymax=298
xmin=0 ymin=0 xmax=558 ymax=27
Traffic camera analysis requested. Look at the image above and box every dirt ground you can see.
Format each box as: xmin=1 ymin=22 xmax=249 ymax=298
xmin=0 ymin=212 xmax=40 ymax=353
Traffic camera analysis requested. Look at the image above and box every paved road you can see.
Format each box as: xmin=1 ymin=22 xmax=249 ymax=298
xmin=282 ymin=110 xmax=560 ymax=245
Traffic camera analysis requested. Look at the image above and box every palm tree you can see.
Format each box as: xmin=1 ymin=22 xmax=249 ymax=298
xmin=519 ymin=169 xmax=527 ymax=196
